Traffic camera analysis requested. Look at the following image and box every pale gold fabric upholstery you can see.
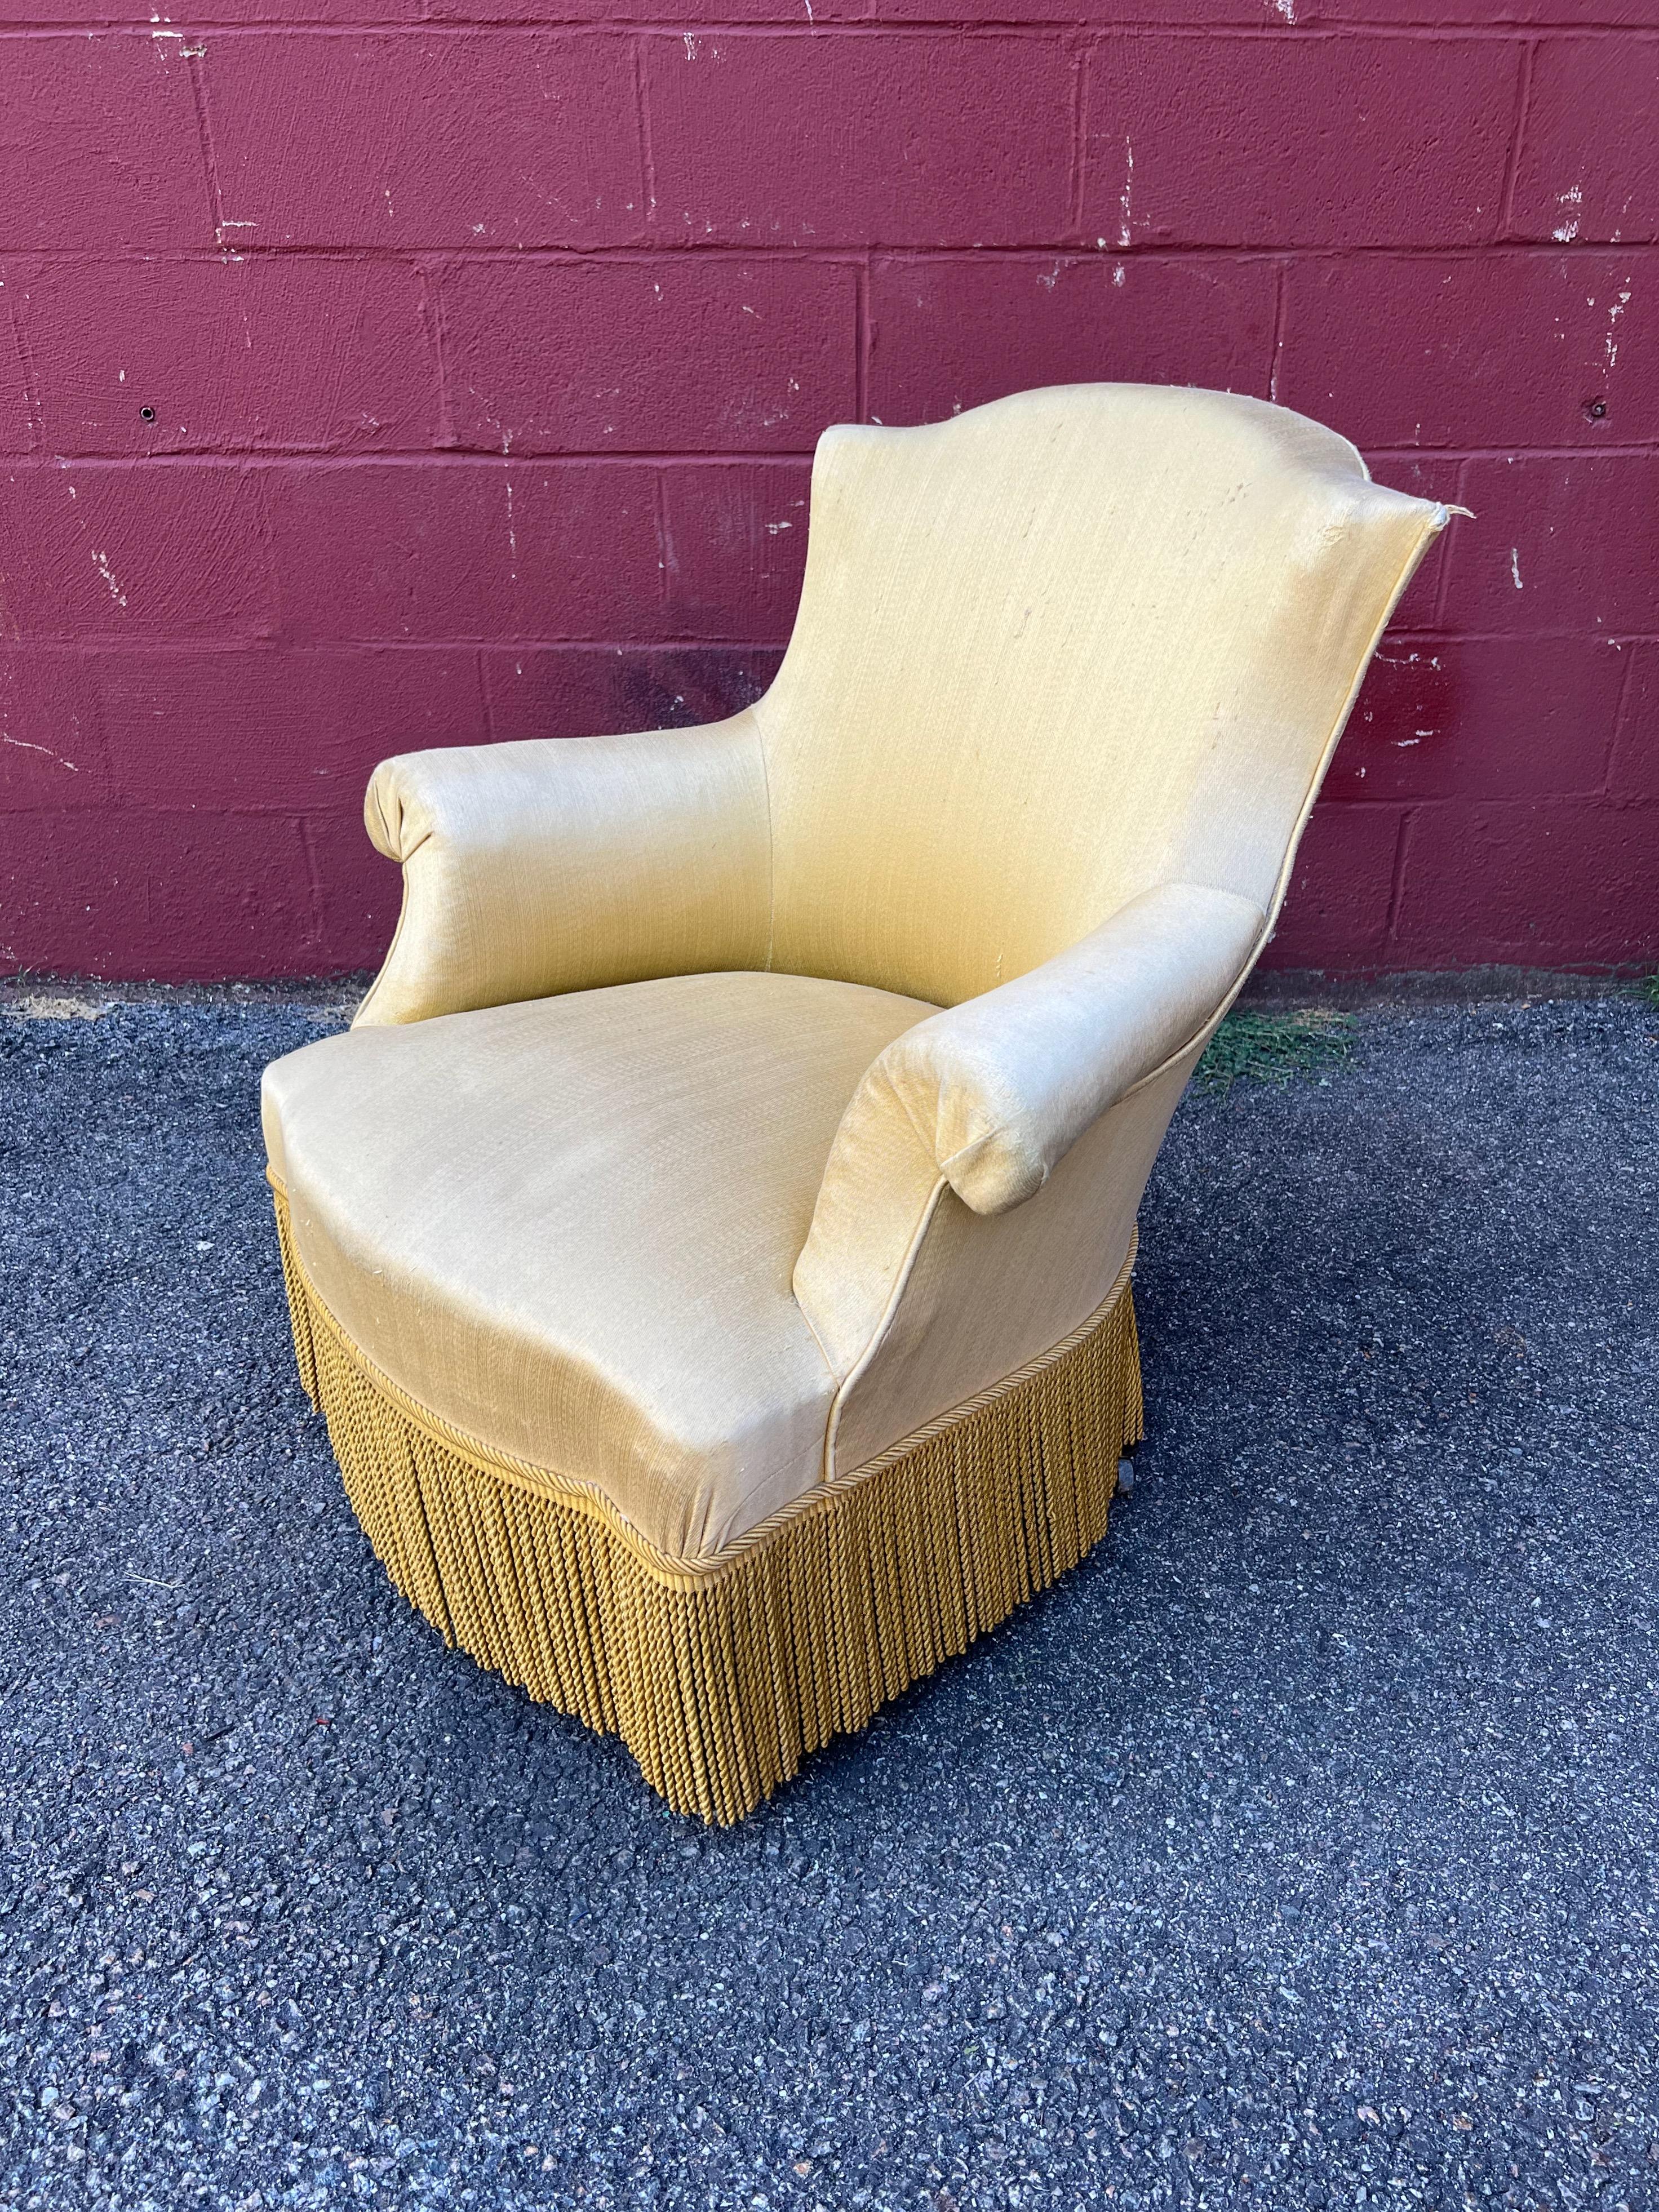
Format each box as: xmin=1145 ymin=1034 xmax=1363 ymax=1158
xmin=825 ymin=1050 xmax=1200 ymax=1476
xmin=761 ymin=387 xmax=1441 ymax=1005
xmin=264 ymin=384 xmax=1451 ymax=1563
xmin=263 ymin=972 xmax=931 ymax=1556
xmin=357 ymin=720 xmax=770 ymax=1027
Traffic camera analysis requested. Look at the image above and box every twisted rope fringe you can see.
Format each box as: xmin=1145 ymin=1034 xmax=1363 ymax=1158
xmin=273 ymin=1193 xmax=1143 ymax=1824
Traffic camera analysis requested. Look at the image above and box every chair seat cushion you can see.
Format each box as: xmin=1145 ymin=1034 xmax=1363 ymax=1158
xmin=261 ymin=971 xmax=935 ymax=1558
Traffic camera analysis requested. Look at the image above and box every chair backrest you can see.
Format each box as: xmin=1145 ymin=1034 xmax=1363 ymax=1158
xmin=753 ymin=385 xmax=1447 ymax=1010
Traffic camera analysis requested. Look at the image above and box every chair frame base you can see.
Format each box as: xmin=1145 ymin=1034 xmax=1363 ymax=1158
xmin=273 ymin=1193 xmax=1143 ymax=1824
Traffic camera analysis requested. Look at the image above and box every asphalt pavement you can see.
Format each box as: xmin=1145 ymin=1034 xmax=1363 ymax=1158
xmin=2 ymin=988 xmax=1656 ymax=2211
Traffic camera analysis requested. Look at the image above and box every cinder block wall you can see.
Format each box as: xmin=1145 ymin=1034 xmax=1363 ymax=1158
xmin=1 ymin=3 xmax=1654 ymax=980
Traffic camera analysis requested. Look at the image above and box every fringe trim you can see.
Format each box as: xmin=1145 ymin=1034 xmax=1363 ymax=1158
xmin=272 ymin=1192 xmax=1143 ymax=1824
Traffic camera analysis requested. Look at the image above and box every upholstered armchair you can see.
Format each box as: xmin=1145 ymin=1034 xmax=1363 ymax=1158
xmin=263 ymin=385 xmax=1453 ymax=1822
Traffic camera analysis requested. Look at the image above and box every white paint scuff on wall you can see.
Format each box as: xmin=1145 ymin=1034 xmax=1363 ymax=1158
xmin=1118 ymin=140 xmax=1133 ymax=251
xmin=1605 ymin=286 xmax=1631 ymax=372
xmin=2 ymin=735 xmax=77 ymax=770
xmin=92 ymin=551 xmax=127 ymax=608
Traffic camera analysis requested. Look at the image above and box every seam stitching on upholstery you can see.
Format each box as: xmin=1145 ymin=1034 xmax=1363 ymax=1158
xmin=1104 ymin=505 xmax=1452 ymax=1110
xmin=882 ymin=1052 xmax=1003 ymax=1183
xmin=795 ymin=1294 xmax=842 ymax=1393
xmin=819 ymin=1172 xmax=946 ymax=1482
xmin=1253 ymin=504 xmax=1455 ymax=958
xmin=351 ymin=868 xmax=415 ymax=1028
xmin=1094 ymin=889 xmax=1265 ymax=1113
xmin=752 ymin=703 xmax=777 ymax=975
xmin=935 ymin=1126 xmax=1009 ymax=1182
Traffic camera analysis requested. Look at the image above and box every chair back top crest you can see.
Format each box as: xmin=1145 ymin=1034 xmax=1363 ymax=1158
xmin=753 ymin=384 xmax=1445 ymax=1008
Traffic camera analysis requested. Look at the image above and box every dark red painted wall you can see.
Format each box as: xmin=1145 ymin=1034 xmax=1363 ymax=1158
xmin=1 ymin=3 xmax=1656 ymax=981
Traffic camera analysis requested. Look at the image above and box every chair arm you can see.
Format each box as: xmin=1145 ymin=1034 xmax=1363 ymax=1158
xmin=793 ymin=883 xmax=1265 ymax=1380
xmin=352 ymin=715 xmax=773 ymax=1025
xmin=856 ymin=882 xmax=1266 ymax=1215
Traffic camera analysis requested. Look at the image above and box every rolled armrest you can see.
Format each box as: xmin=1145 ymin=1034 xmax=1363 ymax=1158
xmin=353 ymin=715 xmax=773 ymax=1026
xmin=793 ymin=882 xmax=1265 ymax=1379
xmin=855 ymin=882 xmax=1265 ymax=1214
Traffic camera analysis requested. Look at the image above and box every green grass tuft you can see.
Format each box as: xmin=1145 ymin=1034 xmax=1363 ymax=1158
xmin=1197 ymin=1008 xmax=1357 ymax=1097
xmin=1640 ymin=973 xmax=1659 ymax=1009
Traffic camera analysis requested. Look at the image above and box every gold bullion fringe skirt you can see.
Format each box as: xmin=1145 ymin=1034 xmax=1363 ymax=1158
xmin=273 ymin=1192 xmax=1143 ymax=1824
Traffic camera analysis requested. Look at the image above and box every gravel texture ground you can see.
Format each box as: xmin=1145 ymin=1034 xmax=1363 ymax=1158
xmin=2 ymin=990 xmax=1657 ymax=2212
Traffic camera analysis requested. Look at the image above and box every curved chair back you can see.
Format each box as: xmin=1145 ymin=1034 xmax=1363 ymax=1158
xmin=756 ymin=385 xmax=1447 ymax=1010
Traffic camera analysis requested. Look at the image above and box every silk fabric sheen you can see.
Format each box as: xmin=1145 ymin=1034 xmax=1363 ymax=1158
xmin=264 ymin=386 xmax=1449 ymax=1559
xmin=264 ymin=974 xmax=931 ymax=1557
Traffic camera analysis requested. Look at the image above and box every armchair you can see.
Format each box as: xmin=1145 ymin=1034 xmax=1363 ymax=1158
xmin=263 ymin=385 xmax=1454 ymax=1820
